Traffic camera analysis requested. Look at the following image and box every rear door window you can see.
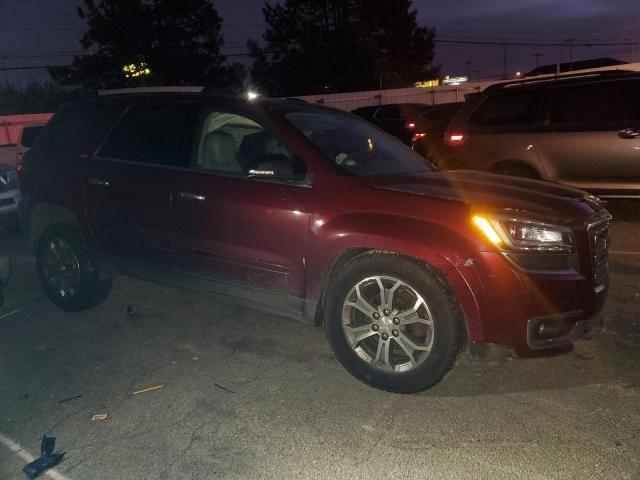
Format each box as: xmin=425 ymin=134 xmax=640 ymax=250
xmin=470 ymin=92 xmax=535 ymax=127
xmin=98 ymin=104 xmax=194 ymax=167
xmin=374 ymin=106 xmax=403 ymax=120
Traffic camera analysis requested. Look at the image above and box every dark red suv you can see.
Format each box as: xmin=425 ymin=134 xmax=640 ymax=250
xmin=19 ymin=89 xmax=610 ymax=393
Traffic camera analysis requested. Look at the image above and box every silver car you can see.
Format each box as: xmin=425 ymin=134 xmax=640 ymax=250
xmin=438 ymin=71 xmax=640 ymax=198
xmin=0 ymin=164 xmax=21 ymax=231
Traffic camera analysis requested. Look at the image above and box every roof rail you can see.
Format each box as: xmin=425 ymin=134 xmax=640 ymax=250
xmin=98 ymin=86 xmax=204 ymax=96
xmin=485 ymin=69 xmax=637 ymax=92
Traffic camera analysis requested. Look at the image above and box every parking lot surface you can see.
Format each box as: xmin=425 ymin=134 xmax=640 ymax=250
xmin=1 ymin=203 xmax=639 ymax=480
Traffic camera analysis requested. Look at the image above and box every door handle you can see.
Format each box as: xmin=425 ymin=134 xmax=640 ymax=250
xmin=618 ymin=128 xmax=640 ymax=139
xmin=178 ymin=192 xmax=206 ymax=201
xmin=88 ymin=177 xmax=110 ymax=187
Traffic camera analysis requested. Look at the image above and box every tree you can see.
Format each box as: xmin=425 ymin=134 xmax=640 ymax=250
xmin=362 ymin=0 xmax=438 ymax=89
xmin=0 ymin=83 xmax=80 ymax=116
xmin=249 ymin=0 xmax=438 ymax=96
xmin=51 ymin=0 xmax=240 ymax=91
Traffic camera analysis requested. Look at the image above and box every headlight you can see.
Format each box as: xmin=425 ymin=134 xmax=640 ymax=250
xmin=472 ymin=215 xmax=574 ymax=253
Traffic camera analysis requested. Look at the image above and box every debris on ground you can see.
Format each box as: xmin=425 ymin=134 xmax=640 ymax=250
xmin=214 ymin=383 xmax=235 ymax=394
xmin=22 ymin=435 xmax=64 ymax=480
xmin=91 ymin=414 xmax=108 ymax=422
xmin=131 ymin=384 xmax=165 ymax=396
xmin=126 ymin=304 xmax=137 ymax=316
xmin=58 ymin=394 xmax=82 ymax=404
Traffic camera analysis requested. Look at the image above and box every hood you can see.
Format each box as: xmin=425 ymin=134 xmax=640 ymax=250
xmin=369 ymin=170 xmax=600 ymax=224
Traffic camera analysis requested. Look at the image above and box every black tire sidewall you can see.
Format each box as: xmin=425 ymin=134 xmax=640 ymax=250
xmin=325 ymin=254 xmax=464 ymax=393
xmin=36 ymin=224 xmax=100 ymax=312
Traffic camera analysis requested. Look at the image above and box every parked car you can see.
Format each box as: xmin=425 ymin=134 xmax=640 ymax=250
xmin=411 ymin=103 xmax=462 ymax=161
xmin=351 ymin=103 xmax=427 ymax=145
xmin=0 ymin=164 xmax=21 ymax=231
xmin=20 ymin=89 xmax=610 ymax=393
xmin=439 ymin=71 xmax=640 ymax=198
xmin=16 ymin=124 xmax=45 ymax=164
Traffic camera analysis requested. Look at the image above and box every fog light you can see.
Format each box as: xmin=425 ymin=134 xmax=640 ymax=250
xmin=537 ymin=321 xmax=562 ymax=339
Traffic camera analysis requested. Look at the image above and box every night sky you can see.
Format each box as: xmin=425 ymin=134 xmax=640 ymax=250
xmin=1 ymin=0 xmax=638 ymax=85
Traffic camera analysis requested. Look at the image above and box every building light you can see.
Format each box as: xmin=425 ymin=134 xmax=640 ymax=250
xmin=122 ymin=62 xmax=151 ymax=79
xmin=415 ymin=79 xmax=440 ymax=88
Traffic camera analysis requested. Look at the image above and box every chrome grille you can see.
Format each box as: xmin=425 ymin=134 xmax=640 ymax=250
xmin=588 ymin=218 xmax=609 ymax=290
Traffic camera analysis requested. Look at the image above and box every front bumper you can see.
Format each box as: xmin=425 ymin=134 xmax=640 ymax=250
xmin=448 ymin=250 xmax=608 ymax=356
xmin=0 ymin=188 xmax=20 ymax=219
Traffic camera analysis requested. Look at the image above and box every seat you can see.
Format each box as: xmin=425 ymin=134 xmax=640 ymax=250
xmin=200 ymin=131 xmax=244 ymax=173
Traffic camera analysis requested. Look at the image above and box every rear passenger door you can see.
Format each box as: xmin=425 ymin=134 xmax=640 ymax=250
xmin=86 ymin=101 xmax=196 ymax=270
xmin=532 ymin=80 xmax=640 ymax=194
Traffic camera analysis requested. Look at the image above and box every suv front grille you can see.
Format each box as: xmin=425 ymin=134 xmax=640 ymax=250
xmin=587 ymin=217 xmax=609 ymax=291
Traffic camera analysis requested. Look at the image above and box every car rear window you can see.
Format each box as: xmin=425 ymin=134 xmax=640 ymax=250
xmin=20 ymin=126 xmax=44 ymax=148
xmin=470 ymin=92 xmax=535 ymax=126
xmin=285 ymin=110 xmax=432 ymax=177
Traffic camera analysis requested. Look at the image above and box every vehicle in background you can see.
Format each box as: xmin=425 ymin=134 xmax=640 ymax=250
xmin=439 ymin=70 xmax=640 ymax=198
xmin=16 ymin=124 xmax=45 ymax=165
xmin=21 ymin=89 xmax=609 ymax=393
xmin=411 ymin=103 xmax=462 ymax=162
xmin=0 ymin=164 xmax=21 ymax=232
xmin=351 ymin=103 xmax=427 ymax=145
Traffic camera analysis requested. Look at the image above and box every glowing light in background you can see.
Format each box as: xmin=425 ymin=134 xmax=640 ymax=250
xmin=122 ymin=62 xmax=151 ymax=78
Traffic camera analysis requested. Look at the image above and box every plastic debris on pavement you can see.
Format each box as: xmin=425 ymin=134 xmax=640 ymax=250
xmin=22 ymin=435 xmax=64 ymax=480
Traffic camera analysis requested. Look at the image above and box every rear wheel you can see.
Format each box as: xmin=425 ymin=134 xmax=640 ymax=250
xmin=36 ymin=224 xmax=111 ymax=312
xmin=325 ymin=254 xmax=465 ymax=393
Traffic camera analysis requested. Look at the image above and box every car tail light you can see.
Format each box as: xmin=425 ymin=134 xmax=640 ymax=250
xmin=445 ymin=132 xmax=467 ymax=146
xmin=411 ymin=133 xmax=427 ymax=142
xmin=16 ymin=162 xmax=23 ymax=173
xmin=406 ymin=122 xmax=416 ymax=129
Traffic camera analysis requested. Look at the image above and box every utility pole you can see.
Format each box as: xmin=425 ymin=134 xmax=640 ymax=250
xmin=564 ymin=38 xmax=575 ymax=68
xmin=531 ymin=52 xmax=544 ymax=67
xmin=625 ymin=38 xmax=635 ymax=62
xmin=502 ymin=43 xmax=508 ymax=79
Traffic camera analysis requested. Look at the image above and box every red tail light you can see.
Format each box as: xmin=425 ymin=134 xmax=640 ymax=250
xmin=411 ymin=132 xmax=427 ymax=142
xmin=406 ymin=122 xmax=416 ymax=129
xmin=445 ymin=132 xmax=466 ymax=146
xmin=16 ymin=162 xmax=23 ymax=173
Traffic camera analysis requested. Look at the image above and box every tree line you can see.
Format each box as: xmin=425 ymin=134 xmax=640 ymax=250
xmin=2 ymin=0 xmax=438 ymax=114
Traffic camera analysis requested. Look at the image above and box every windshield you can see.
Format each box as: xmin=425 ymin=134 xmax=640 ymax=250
xmin=285 ymin=110 xmax=433 ymax=176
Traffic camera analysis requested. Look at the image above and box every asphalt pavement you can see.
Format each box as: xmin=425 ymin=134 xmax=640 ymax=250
xmin=0 ymin=203 xmax=639 ymax=480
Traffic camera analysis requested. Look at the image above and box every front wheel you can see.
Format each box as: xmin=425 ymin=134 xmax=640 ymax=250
xmin=36 ymin=224 xmax=111 ymax=312
xmin=325 ymin=254 xmax=465 ymax=393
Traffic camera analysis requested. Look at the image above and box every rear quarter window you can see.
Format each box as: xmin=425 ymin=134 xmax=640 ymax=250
xmin=37 ymin=102 xmax=107 ymax=152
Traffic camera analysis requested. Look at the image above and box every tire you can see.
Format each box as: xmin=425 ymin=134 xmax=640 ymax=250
xmin=491 ymin=163 xmax=539 ymax=179
xmin=325 ymin=253 xmax=465 ymax=393
xmin=36 ymin=223 xmax=111 ymax=312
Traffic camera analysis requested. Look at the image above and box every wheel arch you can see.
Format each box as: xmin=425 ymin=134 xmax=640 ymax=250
xmin=29 ymin=203 xmax=86 ymax=250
